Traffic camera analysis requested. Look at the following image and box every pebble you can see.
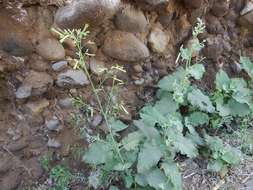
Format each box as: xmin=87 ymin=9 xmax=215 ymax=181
xmin=91 ymin=114 xmax=103 ymax=127
xmin=36 ymin=38 xmax=65 ymax=61
xmin=148 ymin=27 xmax=169 ymax=54
xmin=211 ymin=1 xmax=230 ymax=17
xmin=133 ymin=65 xmax=143 ymax=73
xmin=115 ymin=6 xmax=148 ymax=33
xmin=58 ymin=98 xmax=73 ymax=109
xmin=0 ymin=155 xmax=13 ymax=174
xmin=5 ymin=140 xmax=28 ymax=152
xmin=89 ymin=58 xmax=106 ymax=76
xmin=134 ymin=78 xmax=145 ymax=86
xmin=47 ymin=138 xmax=61 ymax=148
xmin=183 ymin=0 xmax=203 ymax=9
xmin=24 ymin=99 xmax=50 ymax=116
xmin=142 ymin=0 xmax=168 ymax=5
xmin=56 ymin=70 xmax=90 ymax=88
xmin=17 ymin=71 xmax=53 ymax=98
xmin=54 ymin=0 xmax=120 ymax=29
xmin=52 ymin=60 xmax=68 ymax=71
xmin=15 ymin=85 xmax=32 ymax=99
xmin=45 ymin=116 xmax=60 ymax=131
xmin=103 ymin=31 xmax=150 ymax=62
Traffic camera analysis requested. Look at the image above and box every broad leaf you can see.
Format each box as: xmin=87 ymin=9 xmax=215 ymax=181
xmin=109 ymin=119 xmax=128 ymax=132
xmin=137 ymin=143 xmax=163 ymax=173
xmin=83 ymin=142 xmax=112 ymax=165
xmin=240 ymin=56 xmax=253 ymax=79
xmin=109 ymin=186 xmax=119 ymax=190
xmin=135 ymin=173 xmax=148 ymax=186
xmin=158 ymin=68 xmax=187 ymax=92
xmin=187 ymin=89 xmax=215 ymax=113
xmin=154 ymin=93 xmax=179 ymax=115
xmin=221 ymin=147 xmax=241 ymax=165
xmin=215 ymin=70 xmax=230 ymax=91
xmin=186 ymin=112 xmax=209 ymax=126
xmin=227 ymin=98 xmax=251 ymax=117
xmin=167 ymin=128 xmax=198 ymax=158
xmin=161 ymin=162 xmax=182 ymax=190
xmin=122 ymin=131 xmax=143 ymax=151
xmin=134 ymin=120 xmax=161 ymax=140
xmin=207 ymin=160 xmax=224 ymax=172
xmin=145 ymin=168 xmax=171 ymax=190
xmin=188 ymin=64 xmax=205 ymax=80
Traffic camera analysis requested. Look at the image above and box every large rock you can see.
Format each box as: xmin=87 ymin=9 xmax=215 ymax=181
xmin=103 ymin=31 xmax=150 ymax=62
xmin=0 ymin=6 xmax=34 ymax=56
xmin=36 ymin=38 xmax=65 ymax=61
xmin=15 ymin=71 xmax=53 ymax=99
xmin=54 ymin=0 xmax=121 ymax=29
xmin=183 ymin=0 xmax=203 ymax=9
xmin=240 ymin=1 xmax=253 ymax=31
xmin=56 ymin=69 xmax=90 ymax=88
xmin=140 ymin=0 xmax=168 ymax=5
xmin=148 ymin=27 xmax=169 ymax=54
xmin=115 ymin=6 xmax=148 ymax=33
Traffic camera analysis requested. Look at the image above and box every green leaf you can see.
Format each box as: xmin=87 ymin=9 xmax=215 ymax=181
xmin=221 ymin=147 xmax=241 ymax=165
xmin=227 ymin=98 xmax=251 ymax=117
xmin=187 ymin=112 xmax=209 ymax=126
xmin=188 ymin=64 xmax=205 ymax=80
xmin=207 ymin=160 xmax=224 ymax=172
xmin=109 ymin=186 xmax=119 ymax=190
xmin=161 ymin=162 xmax=182 ymax=190
xmin=145 ymin=169 xmax=171 ymax=190
xmin=215 ymin=96 xmax=231 ymax=117
xmin=215 ymin=70 xmax=230 ymax=91
xmin=205 ymin=135 xmax=224 ymax=152
xmin=122 ymin=131 xmax=143 ymax=151
xmin=240 ymin=56 xmax=253 ymax=78
xmin=134 ymin=120 xmax=161 ymax=140
xmin=166 ymin=128 xmax=198 ymax=158
xmin=109 ymin=119 xmax=128 ymax=132
xmin=154 ymin=93 xmax=179 ymax=115
xmin=137 ymin=143 xmax=163 ymax=173
xmin=187 ymin=89 xmax=215 ymax=113
xmin=83 ymin=142 xmax=112 ymax=165
xmin=135 ymin=173 xmax=148 ymax=186
xmin=158 ymin=67 xmax=187 ymax=92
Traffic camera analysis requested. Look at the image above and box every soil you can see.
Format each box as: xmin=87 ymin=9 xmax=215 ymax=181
xmin=0 ymin=0 xmax=252 ymax=190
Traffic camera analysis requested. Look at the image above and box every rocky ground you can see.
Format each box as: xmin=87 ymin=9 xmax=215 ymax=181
xmin=0 ymin=0 xmax=253 ymax=189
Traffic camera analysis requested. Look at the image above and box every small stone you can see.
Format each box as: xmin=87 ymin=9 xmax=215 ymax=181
xmin=103 ymin=31 xmax=150 ymax=62
xmin=45 ymin=116 xmax=60 ymax=131
xmin=183 ymin=0 xmax=203 ymax=9
xmin=91 ymin=114 xmax=103 ymax=127
xmin=56 ymin=70 xmax=90 ymax=88
xmin=47 ymin=138 xmax=61 ymax=148
xmin=211 ymin=1 xmax=230 ymax=17
xmin=241 ymin=1 xmax=253 ymax=15
xmin=58 ymin=98 xmax=73 ymax=109
xmin=134 ymin=78 xmax=145 ymax=86
xmin=52 ymin=60 xmax=68 ymax=71
xmin=133 ymin=65 xmax=143 ymax=73
xmin=148 ymin=27 xmax=169 ymax=54
xmin=54 ymin=0 xmax=120 ymax=29
xmin=141 ymin=0 xmax=168 ymax=5
xmin=115 ymin=6 xmax=148 ymax=33
xmin=15 ymin=85 xmax=32 ymax=99
xmin=89 ymin=58 xmax=106 ymax=76
xmin=22 ymin=71 xmax=53 ymax=96
xmin=5 ymin=140 xmax=28 ymax=152
xmin=25 ymin=99 xmax=50 ymax=116
xmin=0 ymin=155 xmax=13 ymax=174
xmin=36 ymin=38 xmax=65 ymax=61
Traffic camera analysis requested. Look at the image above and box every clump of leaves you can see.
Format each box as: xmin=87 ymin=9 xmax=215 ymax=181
xmin=82 ymin=19 xmax=247 ymax=190
xmin=49 ymin=165 xmax=72 ymax=190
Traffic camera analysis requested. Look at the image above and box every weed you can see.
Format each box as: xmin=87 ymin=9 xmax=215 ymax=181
xmin=49 ymin=165 xmax=72 ymax=190
xmin=54 ymin=19 xmax=252 ymax=190
xmin=40 ymin=155 xmax=51 ymax=172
